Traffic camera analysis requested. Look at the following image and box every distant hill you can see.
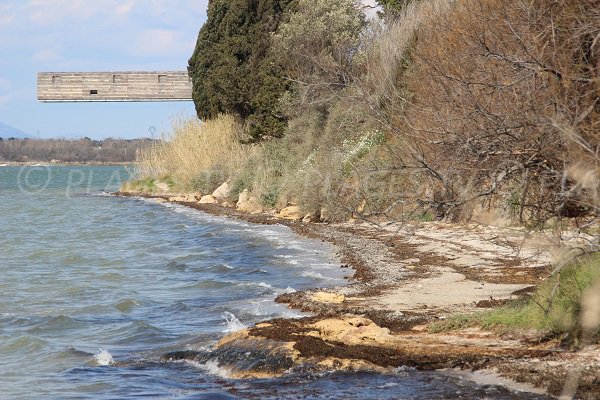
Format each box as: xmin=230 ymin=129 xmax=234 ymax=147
xmin=0 ymin=122 xmax=31 ymax=139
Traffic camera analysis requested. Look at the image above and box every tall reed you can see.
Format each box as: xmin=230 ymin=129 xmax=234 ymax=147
xmin=135 ymin=114 xmax=249 ymax=191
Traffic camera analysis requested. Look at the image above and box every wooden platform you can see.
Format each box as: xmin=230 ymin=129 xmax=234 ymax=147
xmin=37 ymin=71 xmax=193 ymax=102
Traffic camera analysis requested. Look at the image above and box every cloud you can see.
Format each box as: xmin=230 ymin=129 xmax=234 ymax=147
xmin=25 ymin=0 xmax=137 ymax=26
xmin=133 ymin=29 xmax=193 ymax=57
xmin=27 ymin=0 xmax=93 ymax=25
xmin=0 ymin=3 xmax=15 ymax=27
xmin=116 ymin=2 xmax=135 ymax=17
xmin=145 ymin=0 xmax=208 ymax=20
xmin=32 ymin=49 xmax=61 ymax=62
xmin=23 ymin=0 xmax=206 ymax=27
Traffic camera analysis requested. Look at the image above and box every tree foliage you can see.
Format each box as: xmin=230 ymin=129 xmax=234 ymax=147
xmin=273 ymin=0 xmax=366 ymax=110
xmin=188 ymin=0 xmax=294 ymax=140
xmin=375 ymin=0 xmax=413 ymax=13
xmin=376 ymin=0 xmax=409 ymax=9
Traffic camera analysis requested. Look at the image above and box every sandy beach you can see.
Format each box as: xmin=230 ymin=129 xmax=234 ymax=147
xmin=116 ymin=191 xmax=600 ymax=399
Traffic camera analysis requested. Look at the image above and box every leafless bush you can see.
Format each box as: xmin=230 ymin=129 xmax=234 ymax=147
xmin=394 ymin=0 xmax=599 ymax=227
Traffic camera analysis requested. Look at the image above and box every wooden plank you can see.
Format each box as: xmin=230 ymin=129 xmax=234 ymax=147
xmin=37 ymin=71 xmax=193 ymax=102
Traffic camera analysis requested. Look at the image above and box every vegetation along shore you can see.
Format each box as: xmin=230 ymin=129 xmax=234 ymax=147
xmin=122 ymin=0 xmax=599 ymax=398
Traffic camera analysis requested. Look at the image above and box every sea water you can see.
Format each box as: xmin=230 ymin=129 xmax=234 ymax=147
xmin=0 ymin=166 xmax=550 ymax=399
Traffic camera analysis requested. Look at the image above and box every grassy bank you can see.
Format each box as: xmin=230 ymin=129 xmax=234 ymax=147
xmin=431 ymin=254 xmax=600 ymax=347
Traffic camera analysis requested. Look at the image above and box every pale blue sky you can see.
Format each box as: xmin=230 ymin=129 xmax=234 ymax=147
xmin=0 ymin=0 xmax=208 ymax=139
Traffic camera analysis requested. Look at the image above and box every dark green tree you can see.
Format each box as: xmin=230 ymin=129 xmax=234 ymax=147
xmin=188 ymin=0 xmax=295 ymax=140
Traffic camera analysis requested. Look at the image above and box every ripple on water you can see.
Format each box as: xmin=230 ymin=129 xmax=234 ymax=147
xmin=0 ymin=167 xmax=548 ymax=399
xmin=199 ymin=263 xmax=234 ymax=274
xmin=163 ymin=301 xmax=192 ymax=313
xmin=181 ymin=279 xmax=236 ymax=291
xmin=114 ymin=299 xmax=140 ymax=314
xmin=96 ymin=272 xmax=126 ymax=282
xmin=166 ymin=260 xmax=188 ymax=271
xmin=26 ymin=249 xmax=56 ymax=260
xmin=0 ymin=335 xmax=49 ymax=356
xmin=26 ymin=315 xmax=86 ymax=336
xmin=108 ymin=321 xmax=173 ymax=347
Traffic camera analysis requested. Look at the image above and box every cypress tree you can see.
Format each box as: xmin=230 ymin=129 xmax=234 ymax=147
xmin=188 ymin=0 xmax=295 ymax=140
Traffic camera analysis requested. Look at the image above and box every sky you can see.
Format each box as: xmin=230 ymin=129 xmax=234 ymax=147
xmin=0 ymin=0 xmax=208 ymax=139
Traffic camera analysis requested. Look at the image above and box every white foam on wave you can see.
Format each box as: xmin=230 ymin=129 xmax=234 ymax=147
xmin=91 ymin=191 xmax=115 ymax=197
xmin=258 ymin=281 xmax=273 ymax=289
xmin=278 ymin=286 xmax=297 ymax=295
xmin=257 ymin=281 xmax=296 ymax=295
xmin=222 ymin=311 xmax=246 ymax=333
xmin=185 ymin=359 xmax=232 ymax=379
xmin=300 ymin=270 xmax=337 ymax=280
xmin=252 ymin=302 xmax=303 ymax=318
xmin=93 ymin=349 xmax=114 ymax=366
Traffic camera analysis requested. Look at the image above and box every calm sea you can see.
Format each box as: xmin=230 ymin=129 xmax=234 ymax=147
xmin=0 ymin=166 xmax=550 ymax=399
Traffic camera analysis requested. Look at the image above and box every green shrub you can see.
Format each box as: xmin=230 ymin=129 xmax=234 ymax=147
xmin=261 ymin=185 xmax=281 ymax=207
xmin=125 ymin=177 xmax=157 ymax=193
xmin=189 ymin=170 xmax=227 ymax=194
xmin=229 ymin=163 xmax=257 ymax=201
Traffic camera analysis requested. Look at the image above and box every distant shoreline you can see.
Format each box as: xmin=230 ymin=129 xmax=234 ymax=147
xmin=0 ymin=161 xmax=134 ymax=167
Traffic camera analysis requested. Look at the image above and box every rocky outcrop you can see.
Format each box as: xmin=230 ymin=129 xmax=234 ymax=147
xmin=170 ymin=316 xmax=552 ymax=380
xmin=310 ymin=292 xmax=345 ymax=304
xmin=236 ymin=189 xmax=263 ymax=214
xmin=279 ymin=206 xmax=303 ymax=221
xmin=212 ymin=182 xmax=230 ymax=201
xmin=320 ymin=207 xmax=332 ymax=222
xmin=302 ymin=213 xmax=316 ymax=223
xmin=199 ymin=195 xmax=218 ymax=204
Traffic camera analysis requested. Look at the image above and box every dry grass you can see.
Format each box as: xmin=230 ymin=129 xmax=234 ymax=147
xmin=134 ymin=114 xmax=251 ymax=192
xmin=357 ymin=0 xmax=452 ymax=131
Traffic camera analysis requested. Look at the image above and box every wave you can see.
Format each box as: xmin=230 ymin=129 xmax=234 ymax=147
xmin=221 ymin=312 xmax=246 ymax=333
xmin=92 ymin=349 xmax=114 ymax=366
xmin=181 ymin=279 xmax=234 ymax=290
xmin=202 ymin=263 xmax=235 ymax=273
xmin=0 ymin=335 xmax=48 ymax=354
xmin=114 ymin=298 xmax=140 ymax=314
xmin=25 ymin=315 xmax=84 ymax=335
xmin=258 ymin=282 xmax=297 ymax=295
xmin=300 ymin=270 xmax=338 ymax=281
xmin=185 ymin=359 xmax=233 ymax=379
